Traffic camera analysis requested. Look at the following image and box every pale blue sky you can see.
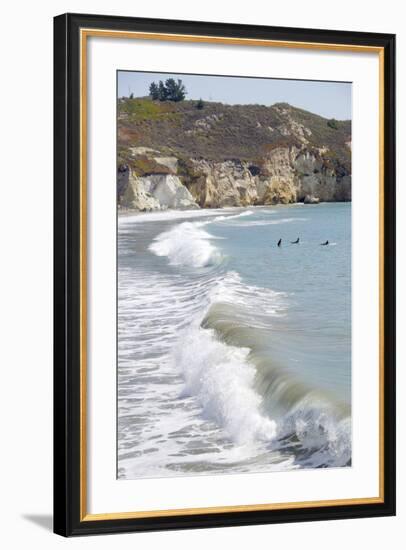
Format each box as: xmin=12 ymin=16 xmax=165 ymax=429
xmin=118 ymin=71 xmax=352 ymax=120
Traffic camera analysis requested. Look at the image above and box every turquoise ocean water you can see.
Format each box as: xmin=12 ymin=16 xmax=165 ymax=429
xmin=117 ymin=203 xmax=351 ymax=478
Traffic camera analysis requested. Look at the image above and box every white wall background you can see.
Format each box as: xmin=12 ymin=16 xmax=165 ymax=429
xmin=0 ymin=0 xmax=403 ymax=547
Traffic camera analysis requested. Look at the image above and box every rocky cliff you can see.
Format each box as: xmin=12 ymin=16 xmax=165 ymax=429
xmin=117 ymin=99 xmax=351 ymax=211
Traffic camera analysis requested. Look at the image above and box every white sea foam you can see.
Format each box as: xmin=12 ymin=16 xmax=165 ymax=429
xmin=212 ymin=210 xmax=254 ymax=223
xmin=147 ymin=210 xmax=298 ymax=269
xmin=172 ymin=299 xmax=350 ymax=465
xmin=148 ymin=210 xmax=257 ymax=268
xmin=279 ymin=397 xmax=352 ymax=467
xmin=209 ymin=270 xmax=286 ymax=317
xmin=149 ymin=222 xmax=222 ymax=268
xmin=173 ymin=324 xmax=277 ymax=446
xmin=119 ymin=207 xmax=249 ymax=225
xmin=229 ymin=217 xmax=308 ymax=227
xmin=158 ymin=265 xmax=350 ymax=464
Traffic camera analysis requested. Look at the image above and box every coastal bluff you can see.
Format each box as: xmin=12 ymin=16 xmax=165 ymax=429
xmin=117 ymin=99 xmax=351 ymax=211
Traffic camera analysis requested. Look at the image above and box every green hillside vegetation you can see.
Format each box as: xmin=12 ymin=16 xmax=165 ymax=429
xmin=118 ymin=97 xmax=351 ymax=175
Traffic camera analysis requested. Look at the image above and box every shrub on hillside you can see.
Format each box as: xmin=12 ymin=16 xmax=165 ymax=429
xmin=327 ymin=118 xmax=339 ymax=130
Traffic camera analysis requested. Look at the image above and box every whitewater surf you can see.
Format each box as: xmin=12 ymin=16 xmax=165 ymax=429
xmin=118 ymin=204 xmax=351 ymax=479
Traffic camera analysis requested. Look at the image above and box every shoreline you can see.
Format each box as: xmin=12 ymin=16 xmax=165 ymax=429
xmin=117 ymin=201 xmax=350 ymax=218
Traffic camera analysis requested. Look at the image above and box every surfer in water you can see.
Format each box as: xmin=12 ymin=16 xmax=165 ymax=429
xmin=321 ymin=240 xmax=329 ymax=246
xmin=291 ymin=237 xmax=300 ymax=244
xmin=277 ymin=238 xmax=282 ymax=247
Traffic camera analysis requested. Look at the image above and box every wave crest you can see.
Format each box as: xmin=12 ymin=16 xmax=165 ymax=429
xmin=149 ymin=213 xmax=351 ymax=468
xmin=149 ymin=221 xmax=222 ymax=268
xmin=173 ymin=324 xmax=277 ymax=446
xmin=279 ymin=398 xmax=351 ymax=467
xmin=176 ymin=272 xmax=351 ymax=466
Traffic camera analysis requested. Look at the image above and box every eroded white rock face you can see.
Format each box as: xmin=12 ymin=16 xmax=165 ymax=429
xmin=118 ymin=143 xmax=351 ymax=211
xmin=120 ymin=172 xmax=199 ymax=211
xmin=121 ymin=175 xmax=161 ymax=211
xmin=152 ymin=175 xmax=199 ymax=209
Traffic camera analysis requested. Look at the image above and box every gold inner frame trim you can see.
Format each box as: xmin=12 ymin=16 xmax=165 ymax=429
xmin=79 ymin=27 xmax=385 ymax=521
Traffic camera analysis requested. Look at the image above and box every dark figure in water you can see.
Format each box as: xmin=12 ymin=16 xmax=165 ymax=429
xmin=291 ymin=238 xmax=300 ymax=244
xmin=277 ymin=238 xmax=282 ymax=247
xmin=321 ymin=240 xmax=329 ymax=246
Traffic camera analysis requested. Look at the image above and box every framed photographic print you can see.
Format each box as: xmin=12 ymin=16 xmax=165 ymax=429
xmin=53 ymin=13 xmax=396 ymax=536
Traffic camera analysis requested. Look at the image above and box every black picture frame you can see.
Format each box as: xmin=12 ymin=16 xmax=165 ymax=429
xmin=54 ymin=12 xmax=396 ymax=537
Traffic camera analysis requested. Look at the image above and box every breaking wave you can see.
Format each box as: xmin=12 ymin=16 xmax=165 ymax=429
xmin=149 ymin=221 xmax=223 ymax=268
xmin=147 ymin=212 xmax=351 ymax=469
